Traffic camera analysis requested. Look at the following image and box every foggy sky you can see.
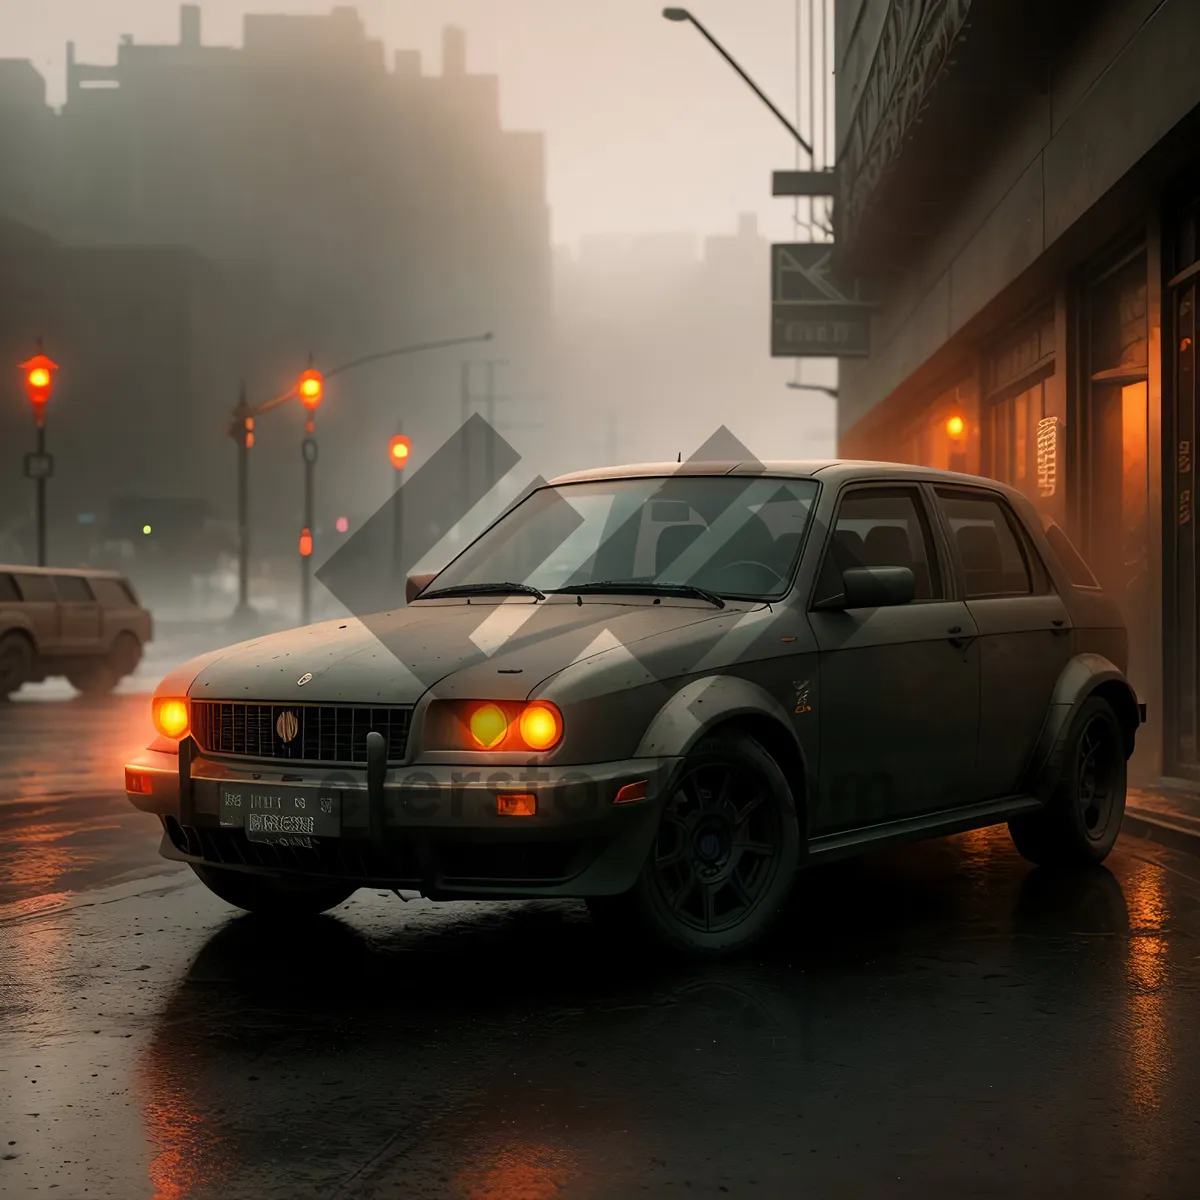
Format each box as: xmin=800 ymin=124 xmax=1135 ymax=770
xmin=6 ymin=0 xmax=833 ymax=252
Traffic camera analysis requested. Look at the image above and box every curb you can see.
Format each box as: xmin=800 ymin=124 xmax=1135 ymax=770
xmin=1124 ymin=807 xmax=1200 ymax=859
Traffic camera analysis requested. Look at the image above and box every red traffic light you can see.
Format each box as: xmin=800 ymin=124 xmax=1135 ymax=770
xmin=20 ymin=353 xmax=59 ymax=423
xmin=388 ymin=434 xmax=411 ymax=468
xmin=297 ymin=368 xmax=324 ymax=410
xmin=299 ymin=527 xmax=313 ymax=557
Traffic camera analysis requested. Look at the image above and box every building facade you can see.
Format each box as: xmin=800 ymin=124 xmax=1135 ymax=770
xmin=0 ymin=5 xmax=552 ymax=569
xmin=833 ymin=0 xmax=1200 ymax=779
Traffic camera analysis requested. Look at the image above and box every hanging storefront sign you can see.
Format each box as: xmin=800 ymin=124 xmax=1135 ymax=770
xmin=1036 ymin=416 xmax=1060 ymax=497
xmin=771 ymin=243 xmax=876 ymax=358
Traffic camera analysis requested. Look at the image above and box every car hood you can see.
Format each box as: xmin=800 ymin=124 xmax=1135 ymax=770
xmin=184 ymin=598 xmax=732 ymax=706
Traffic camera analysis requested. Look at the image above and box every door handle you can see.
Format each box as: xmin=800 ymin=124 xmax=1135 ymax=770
xmin=947 ymin=626 xmax=975 ymax=650
xmin=1050 ymin=619 xmax=1070 ymax=637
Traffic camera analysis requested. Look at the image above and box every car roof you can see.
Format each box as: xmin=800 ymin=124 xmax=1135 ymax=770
xmin=0 ymin=564 xmax=129 ymax=580
xmin=546 ymin=459 xmax=1027 ymax=495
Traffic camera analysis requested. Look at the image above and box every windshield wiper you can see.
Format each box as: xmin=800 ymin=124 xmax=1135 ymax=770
xmin=547 ymin=581 xmax=725 ymax=609
xmin=420 ymin=581 xmax=546 ymax=601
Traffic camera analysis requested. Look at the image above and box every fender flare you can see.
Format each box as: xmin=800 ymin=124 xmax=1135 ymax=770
xmin=0 ymin=619 xmax=38 ymax=654
xmin=635 ymin=675 xmax=810 ymax=810
xmin=1025 ymin=653 xmax=1140 ymax=798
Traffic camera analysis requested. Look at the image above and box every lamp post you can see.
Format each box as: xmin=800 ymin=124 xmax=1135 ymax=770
xmin=662 ymin=7 xmax=813 ymax=154
xmin=19 ymin=344 xmax=59 ymax=567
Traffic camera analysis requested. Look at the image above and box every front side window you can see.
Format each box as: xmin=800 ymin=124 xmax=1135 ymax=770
xmin=14 ymin=574 xmax=55 ymax=603
xmin=936 ymin=489 xmax=1036 ymax=598
xmin=427 ymin=475 xmax=819 ymax=600
xmin=813 ymin=487 xmax=943 ymax=605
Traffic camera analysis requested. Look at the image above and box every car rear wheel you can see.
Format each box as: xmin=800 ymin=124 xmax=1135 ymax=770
xmin=0 ymin=633 xmax=33 ymax=700
xmin=190 ymin=864 xmax=357 ymax=916
xmin=68 ymin=633 xmax=142 ymax=696
xmin=589 ymin=732 xmax=800 ymax=957
xmin=1008 ymin=695 xmax=1127 ymax=866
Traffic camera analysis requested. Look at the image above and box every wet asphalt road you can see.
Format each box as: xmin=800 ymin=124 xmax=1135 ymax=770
xmin=3 ymin=697 xmax=1200 ymax=1199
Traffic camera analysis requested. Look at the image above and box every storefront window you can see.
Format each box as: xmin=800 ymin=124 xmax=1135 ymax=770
xmin=981 ymin=306 xmax=1055 ymax=502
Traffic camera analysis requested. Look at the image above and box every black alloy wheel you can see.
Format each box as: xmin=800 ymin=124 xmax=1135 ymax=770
xmin=0 ymin=633 xmax=33 ymax=699
xmin=1009 ymin=695 xmax=1127 ymax=866
xmin=591 ymin=732 xmax=800 ymax=957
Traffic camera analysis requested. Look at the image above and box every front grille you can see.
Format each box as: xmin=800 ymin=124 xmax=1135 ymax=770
xmin=190 ymin=700 xmax=411 ymax=765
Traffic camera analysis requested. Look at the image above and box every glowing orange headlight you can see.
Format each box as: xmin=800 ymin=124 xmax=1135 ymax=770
xmin=468 ymin=702 xmax=509 ymax=749
xmin=460 ymin=700 xmax=563 ymax=752
xmin=519 ymin=702 xmax=562 ymax=751
xmin=152 ymin=696 xmax=190 ymax=739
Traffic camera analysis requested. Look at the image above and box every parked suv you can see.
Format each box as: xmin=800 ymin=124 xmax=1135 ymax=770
xmin=0 ymin=566 xmax=152 ymax=698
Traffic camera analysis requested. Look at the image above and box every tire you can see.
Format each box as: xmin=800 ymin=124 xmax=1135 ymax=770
xmin=69 ymin=634 xmax=142 ymax=697
xmin=590 ymin=732 xmax=801 ymax=957
xmin=0 ymin=633 xmax=34 ymax=700
xmin=1008 ymin=695 xmax=1127 ymax=866
xmin=190 ymin=864 xmax=357 ymax=916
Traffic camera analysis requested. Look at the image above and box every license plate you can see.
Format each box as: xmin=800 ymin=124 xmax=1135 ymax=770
xmin=220 ymin=784 xmax=341 ymax=843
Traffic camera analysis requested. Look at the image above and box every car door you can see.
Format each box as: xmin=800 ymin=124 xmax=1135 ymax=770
xmin=807 ymin=484 xmax=981 ymax=832
xmin=54 ymin=575 xmax=103 ymax=651
xmin=932 ymin=487 xmax=1075 ymax=799
xmin=12 ymin=572 xmax=60 ymax=653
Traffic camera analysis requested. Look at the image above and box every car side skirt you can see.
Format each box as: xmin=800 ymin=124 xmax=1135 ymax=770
xmin=806 ymin=794 xmax=1043 ymax=863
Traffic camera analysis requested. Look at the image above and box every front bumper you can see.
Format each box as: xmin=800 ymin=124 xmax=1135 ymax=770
xmin=125 ymin=746 xmax=680 ymax=899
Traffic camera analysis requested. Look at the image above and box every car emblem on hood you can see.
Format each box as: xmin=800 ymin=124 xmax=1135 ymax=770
xmin=297 ymin=672 xmax=313 ymax=686
xmin=276 ymin=710 xmax=300 ymax=743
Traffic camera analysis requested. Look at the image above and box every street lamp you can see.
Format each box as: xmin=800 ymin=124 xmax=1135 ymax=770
xmin=18 ymin=344 xmax=59 ymax=567
xmin=661 ymin=7 xmax=813 ymax=154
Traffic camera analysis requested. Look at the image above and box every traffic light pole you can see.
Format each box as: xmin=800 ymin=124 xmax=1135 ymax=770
xmin=392 ymin=417 xmax=404 ymax=592
xmin=34 ymin=422 xmax=46 ymax=568
xmin=233 ymin=384 xmax=252 ymax=621
xmin=301 ymin=431 xmax=317 ymax=626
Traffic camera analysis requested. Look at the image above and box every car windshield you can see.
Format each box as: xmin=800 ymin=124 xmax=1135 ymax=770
xmin=427 ymin=475 xmax=819 ymax=600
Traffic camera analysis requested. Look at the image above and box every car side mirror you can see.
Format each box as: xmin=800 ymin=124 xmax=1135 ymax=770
xmin=406 ymin=571 xmax=437 ymax=604
xmin=839 ymin=566 xmax=916 ymax=609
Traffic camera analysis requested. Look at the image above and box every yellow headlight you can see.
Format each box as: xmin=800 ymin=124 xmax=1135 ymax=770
xmin=468 ymin=702 xmax=509 ymax=749
xmin=152 ymin=696 xmax=190 ymax=739
xmin=519 ymin=702 xmax=562 ymax=751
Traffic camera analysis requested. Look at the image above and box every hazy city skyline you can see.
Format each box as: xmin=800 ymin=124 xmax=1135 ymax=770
xmin=4 ymin=0 xmax=832 ymax=250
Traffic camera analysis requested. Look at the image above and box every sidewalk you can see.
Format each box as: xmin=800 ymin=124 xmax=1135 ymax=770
xmin=1125 ymin=780 xmax=1200 ymax=856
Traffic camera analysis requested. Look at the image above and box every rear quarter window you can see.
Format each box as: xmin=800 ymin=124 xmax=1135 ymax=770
xmin=1042 ymin=521 xmax=1101 ymax=589
xmin=91 ymin=578 xmax=136 ymax=608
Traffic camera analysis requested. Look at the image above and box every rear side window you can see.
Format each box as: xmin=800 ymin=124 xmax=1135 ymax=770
xmin=1042 ymin=521 xmax=1101 ymax=589
xmin=0 ymin=573 xmax=17 ymax=603
xmin=14 ymin=574 xmax=55 ymax=602
xmin=54 ymin=576 xmax=94 ymax=603
xmin=935 ymin=490 xmax=1038 ymax=599
xmin=91 ymin=578 xmax=135 ymax=608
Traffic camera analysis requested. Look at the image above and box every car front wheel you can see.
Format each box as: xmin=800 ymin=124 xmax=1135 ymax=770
xmin=590 ymin=731 xmax=801 ymax=957
xmin=0 ymin=633 xmax=33 ymax=699
xmin=190 ymin=864 xmax=357 ymax=916
xmin=1008 ymin=695 xmax=1127 ymax=866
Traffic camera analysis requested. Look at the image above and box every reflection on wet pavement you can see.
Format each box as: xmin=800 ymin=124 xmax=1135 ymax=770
xmin=4 ymin=824 xmax=1200 ymax=1198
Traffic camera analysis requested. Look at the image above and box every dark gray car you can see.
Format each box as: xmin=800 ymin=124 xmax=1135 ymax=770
xmin=125 ymin=461 xmax=1141 ymax=956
